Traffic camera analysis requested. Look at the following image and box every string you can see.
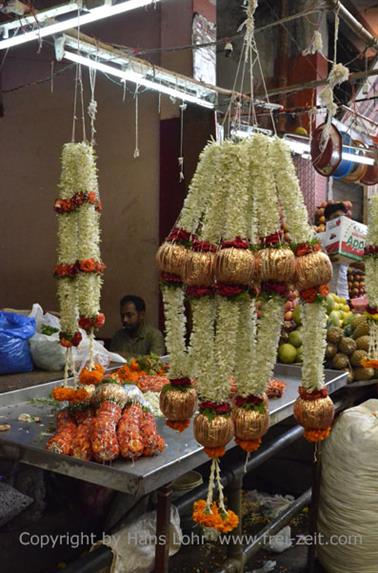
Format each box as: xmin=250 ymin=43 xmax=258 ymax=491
xmin=122 ymin=79 xmax=127 ymax=103
xmin=71 ymin=7 xmax=87 ymax=143
xmin=178 ymin=103 xmax=186 ymax=182
xmin=134 ymin=85 xmax=140 ymax=159
xmin=50 ymin=61 xmax=54 ymax=93
xmin=88 ymin=48 xmax=98 ymax=145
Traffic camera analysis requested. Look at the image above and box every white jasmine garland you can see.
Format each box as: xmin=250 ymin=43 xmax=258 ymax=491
xmin=57 ymin=280 xmax=78 ymax=336
xmin=213 ymin=296 xmax=241 ymax=400
xmin=188 ymin=297 xmax=220 ymax=401
xmin=178 ymin=141 xmax=221 ymax=234
xmin=301 ymin=302 xmax=327 ymax=391
xmin=271 ymin=137 xmax=314 ymax=244
xmin=247 ymin=134 xmax=280 ymax=238
xmin=365 ymin=258 xmax=378 ymax=308
xmin=367 ymin=195 xmax=378 ymax=245
xmin=252 ymin=297 xmax=284 ymax=395
xmin=161 ymin=285 xmax=188 ymax=378
xmin=235 ymin=297 xmax=257 ymax=397
xmin=222 ymin=141 xmax=250 ymax=240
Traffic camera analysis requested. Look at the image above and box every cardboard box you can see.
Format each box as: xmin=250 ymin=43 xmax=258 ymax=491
xmin=324 ymin=216 xmax=367 ymax=263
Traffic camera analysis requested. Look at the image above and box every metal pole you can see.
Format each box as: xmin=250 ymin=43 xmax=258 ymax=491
xmin=154 ymin=482 xmax=173 ymax=573
xmin=326 ymin=0 xmax=378 ymax=50
xmin=307 ymin=442 xmax=323 ymax=573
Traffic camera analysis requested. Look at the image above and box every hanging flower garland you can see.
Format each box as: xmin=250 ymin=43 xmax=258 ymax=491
xmin=75 ymin=143 xmax=106 ymax=369
xmin=272 ymin=137 xmax=334 ymax=442
xmin=362 ymin=194 xmax=378 ymax=368
xmin=54 ymin=143 xmax=105 ymax=384
xmin=158 ymin=142 xmax=221 ymax=430
xmin=231 ymin=135 xmax=287 ymax=453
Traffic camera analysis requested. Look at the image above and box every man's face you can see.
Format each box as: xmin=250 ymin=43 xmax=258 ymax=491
xmin=120 ymin=302 xmax=143 ymax=332
xmin=328 ymin=209 xmax=346 ymax=221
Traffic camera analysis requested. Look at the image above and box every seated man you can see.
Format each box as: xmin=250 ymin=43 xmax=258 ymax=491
xmin=110 ymin=295 xmax=165 ymax=359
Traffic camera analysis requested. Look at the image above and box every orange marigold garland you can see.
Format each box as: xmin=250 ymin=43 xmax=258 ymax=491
xmin=79 ymin=363 xmax=105 ymax=385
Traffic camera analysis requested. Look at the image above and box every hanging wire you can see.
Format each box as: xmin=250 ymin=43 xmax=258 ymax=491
xmin=88 ymin=48 xmax=98 ymax=145
xmin=178 ymin=102 xmax=187 ymax=182
xmin=71 ymin=7 xmax=87 ymax=143
xmin=134 ymin=84 xmax=140 ymax=158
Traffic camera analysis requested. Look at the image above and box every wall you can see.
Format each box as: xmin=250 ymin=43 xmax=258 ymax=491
xmin=0 ymin=7 xmax=163 ymax=338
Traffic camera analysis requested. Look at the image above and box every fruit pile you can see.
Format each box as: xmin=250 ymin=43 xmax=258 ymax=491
xmin=314 ymin=200 xmax=353 ymax=233
xmin=326 ymin=314 xmax=375 ymax=383
xmin=348 ymin=267 xmax=366 ymax=299
xmin=277 ymin=292 xmax=352 ymax=365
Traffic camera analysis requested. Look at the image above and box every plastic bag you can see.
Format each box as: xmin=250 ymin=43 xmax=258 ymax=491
xmin=28 ymin=304 xmax=125 ymax=371
xmin=0 ymin=312 xmax=35 ymax=374
xmin=94 ymin=506 xmax=182 ymax=573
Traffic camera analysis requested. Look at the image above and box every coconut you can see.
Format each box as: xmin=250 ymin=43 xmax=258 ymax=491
xmin=353 ymin=367 xmax=375 ymax=381
xmin=327 ymin=327 xmax=343 ymax=345
xmin=325 ymin=343 xmax=338 ymax=360
xmin=338 ymin=337 xmax=357 ymax=356
xmin=332 ymin=353 xmax=349 ymax=370
xmin=356 ymin=335 xmax=369 ymax=351
xmin=350 ymin=349 xmax=368 ymax=367
xmin=344 ymin=369 xmax=354 ymax=384
xmin=353 ymin=319 xmax=369 ymax=340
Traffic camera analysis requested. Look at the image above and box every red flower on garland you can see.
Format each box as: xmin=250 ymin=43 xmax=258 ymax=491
xmin=234 ymin=394 xmax=264 ymax=407
xmin=221 ymin=237 xmax=249 ymax=250
xmin=300 ymin=284 xmax=329 ymax=303
xmin=298 ymin=386 xmax=328 ymax=401
xmin=186 ymin=286 xmax=214 ymax=298
xmin=79 ymin=312 xmax=106 ymax=331
xmin=54 ymin=264 xmax=77 ymax=278
xmin=59 ymin=331 xmax=82 ymax=348
xmin=200 ymin=401 xmax=231 ymax=415
xmin=261 ymin=281 xmax=289 ymax=299
xmin=260 ymin=231 xmax=283 ymax=246
xmin=79 ymin=258 xmax=97 ymax=273
xmin=366 ymin=305 xmax=378 ymax=315
xmin=170 ymin=377 xmax=192 ymax=387
xmin=217 ymin=283 xmax=247 ymax=298
xmin=161 ymin=271 xmax=182 ymax=285
xmin=167 ymin=227 xmax=192 ymax=243
xmin=87 ymin=192 xmax=97 ymax=204
xmin=295 ymin=242 xmax=321 ymax=257
xmin=192 ymin=239 xmax=217 ymax=252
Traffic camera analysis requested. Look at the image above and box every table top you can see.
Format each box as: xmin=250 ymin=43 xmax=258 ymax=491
xmin=0 ymin=365 xmax=347 ymax=496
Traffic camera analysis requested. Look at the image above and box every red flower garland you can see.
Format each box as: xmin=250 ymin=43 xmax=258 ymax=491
xmin=298 ymin=386 xmax=329 ymax=401
xmin=221 ymin=237 xmax=249 ymax=250
xmin=54 ymin=192 xmax=102 ymax=215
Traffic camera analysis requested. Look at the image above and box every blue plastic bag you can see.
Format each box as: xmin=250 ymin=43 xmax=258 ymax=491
xmin=0 ymin=312 xmax=36 ymax=374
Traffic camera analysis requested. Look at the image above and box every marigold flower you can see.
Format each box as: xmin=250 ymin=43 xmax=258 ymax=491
xmin=80 ymin=364 xmax=105 ymax=385
xmin=203 ymin=446 xmax=226 ymax=458
xmin=166 ymin=419 xmax=190 ymax=432
xmin=79 ymin=258 xmax=96 ymax=273
xmin=304 ymin=427 xmax=331 ymax=442
xmin=318 ymin=284 xmax=329 ymax=297
xmin=235 ymin=438 xmax=261 ymax=453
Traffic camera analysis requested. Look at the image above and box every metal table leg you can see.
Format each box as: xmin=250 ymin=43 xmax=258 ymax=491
xmin=307 ymin=442 xmax=322 ymax=573
xmin=154 ymin=482 xmax=173 ymax=573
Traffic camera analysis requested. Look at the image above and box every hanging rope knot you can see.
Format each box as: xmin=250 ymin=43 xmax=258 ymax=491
xmin=328 ymin=63 xmax=349 ymax=88
xmin=88 ymin=99 xmax=98 ymax=120
xmin=178 ymin=157 xmax=185 ymax=182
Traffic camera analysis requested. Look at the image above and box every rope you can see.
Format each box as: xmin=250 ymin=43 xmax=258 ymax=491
xmin=88 ymin=49 xmax=98 ymax=145
xmin=134 ymin=85 xmax=140 ymax=158
xmin=178 ymin=103 xmax=186 ymax=182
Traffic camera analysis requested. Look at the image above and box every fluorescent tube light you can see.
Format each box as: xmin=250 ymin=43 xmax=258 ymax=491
xmin=284 ymin=136 xmax=375 ymax=166
xmin=0 ymin=0 xmax=159 ymax=50
xmin=64 ymin=50 xmax=215 ymax=109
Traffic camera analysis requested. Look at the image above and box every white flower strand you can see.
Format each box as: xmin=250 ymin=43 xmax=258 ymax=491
xmin=365 ymin=195 xmax=378 ymax=359
xmin=178 ymin=141 xmax=221 ymax=234
xmin=252 ymin=297 xmax=284 ymax=395
xmin=222 ymin=141 xmax=250 ymax=240
xmin=367 ymin=195 xmax=378 ymax=246
xmin=301 ymin=302 xmax=328 ymax=391
xmin=188 ymin=297 xmax=218 ymax=401
xmin=162 ymin=285 xmax=188 ymax=378
xmin=247 ymin=134 xmax=280 ymax=238
xmin=271 ymin=137 xmax=314 ymax=244
xmin=235 ymin=297 xmax=257 ymax=397
xmin=58 ymin=280 xmax=78 ymax=336
xmin=214 ymin=296 xmax=241 ymax=400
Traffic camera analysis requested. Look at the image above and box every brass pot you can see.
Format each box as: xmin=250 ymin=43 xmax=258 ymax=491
xmin=294 ymin=395 xmax=334 ymax=430
xmin=233 ymin=406 xmax=269 ymax=441
xmin=183 ymin=250 xmax=215 ymax=287
xmin=194 ymin=413 xmax=234 ymax=448
xmin=156 ymin=242 xmax=189 ymax=277
xmin=159 ymin=387 xmax=197 ymax=421
xmin=216 ymin=248 xmax=254 ymax=285
xmin=259 ymin=247 xmax=296 ymax=283
xmin=94 ymin=383 xmax=127 ymax=407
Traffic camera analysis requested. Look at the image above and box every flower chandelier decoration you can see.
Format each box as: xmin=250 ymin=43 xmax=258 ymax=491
xmin=362 ymin=194 xmax=378 ymax=368
xmin=54 ymin=143 xmax=105 ymax=381
xmin=272 ymin=137 xmax=334 ymax=442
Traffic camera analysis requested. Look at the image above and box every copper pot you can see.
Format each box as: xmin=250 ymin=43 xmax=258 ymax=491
xmin=156 ymin=242 xmax=189 ymax=277
xmin=295 ymin=251 xmax=332 ymax=291
xmin=259 ymin=247 xmax=296 ymax=283
xmin=216 ymin=248 xmax=255 ymax=285
xmin=294 ymin=395 xmax=334 ymax=430
xmin=183 ymin=250 xmax=215 ymax=287
xmin=194 ymin=413 xmax=234 ymax=448
xmin=159 ymin=387 xmax=197 ymax=421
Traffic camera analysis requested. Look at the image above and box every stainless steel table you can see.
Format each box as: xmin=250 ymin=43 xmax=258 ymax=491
xmin=0 ymin=365 xmax=347 ymax=573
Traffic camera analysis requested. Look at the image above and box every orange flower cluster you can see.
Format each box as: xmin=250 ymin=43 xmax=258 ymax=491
xmin=166 ymin=419 xmax=190 ymax=432
xmin=235 ymin=438 xmax=261 ymax=453
xmin=300 ymin=284 xmax=329 ymax=303
xmin=361 ymin=358 xmax=378 ymax=369
xmin=52 ymin=387 xmax=89 ymax=403
xmin=295 ymin=242 xmax=321 ymax=257
xmin=80 ymin=364 xmax=105 ymax=385
xmin=192 ymin=500 xmax=239 ymax=533
xmin=304 ymin=427 xmax=331 ymax=442
xmin=203 ymin=446 xmax=226 ymax=458
xmin=117 ymin=364 xmax=146 ymax=384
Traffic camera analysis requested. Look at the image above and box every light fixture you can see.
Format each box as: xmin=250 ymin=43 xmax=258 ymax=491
xmin=284 ymin=134 xmax=375 ymax=166
xmin=64 ymin=50 xmax=215 ymax=109
xmin=0 ymin=0 xmax=159 ymax=50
